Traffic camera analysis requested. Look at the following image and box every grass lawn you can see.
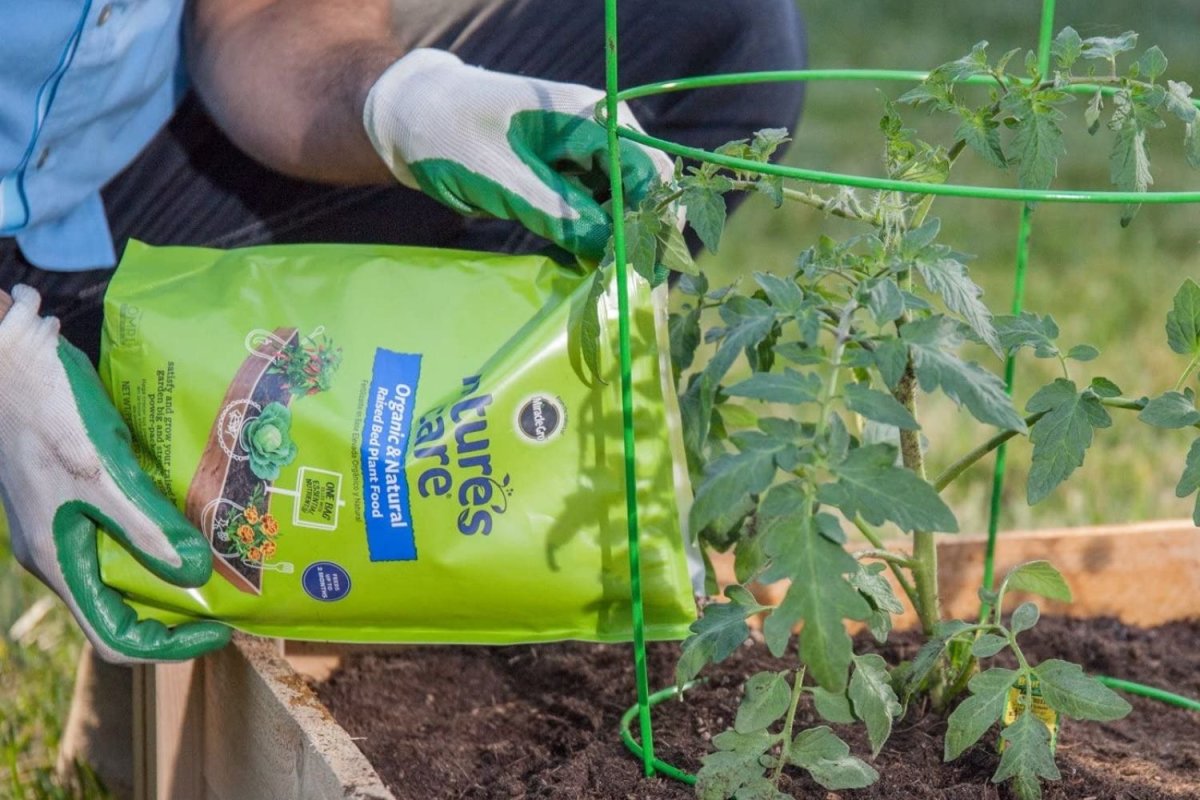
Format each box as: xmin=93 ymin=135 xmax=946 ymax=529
xmin=3 ymin=2 xmax=1198 ymax=797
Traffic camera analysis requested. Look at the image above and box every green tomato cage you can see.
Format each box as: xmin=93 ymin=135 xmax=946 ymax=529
xmin=598 ymin=0 xmax=1200 ymax=787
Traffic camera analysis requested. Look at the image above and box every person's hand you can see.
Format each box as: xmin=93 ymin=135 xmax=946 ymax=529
xmin=0 ymin=286 xmax=230 ymax=664
xmin=363 ymin=48 xmax=673 ymax=260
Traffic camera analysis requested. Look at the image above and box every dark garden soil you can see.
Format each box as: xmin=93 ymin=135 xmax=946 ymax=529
xmin=316 ymin=616 xmax=1200 ymax=800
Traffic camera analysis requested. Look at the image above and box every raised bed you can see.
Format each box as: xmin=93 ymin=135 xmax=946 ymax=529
xmin=129 ymin=519 xmax=1200 ymax=800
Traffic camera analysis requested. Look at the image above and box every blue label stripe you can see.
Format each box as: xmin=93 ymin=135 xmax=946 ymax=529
xmin=361 ymin=349 xmax=421 ymax=561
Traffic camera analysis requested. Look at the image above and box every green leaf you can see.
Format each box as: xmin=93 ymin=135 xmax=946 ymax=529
xmin=843 ymin=383 xmax=920 ymax=430
xmin=1010 ymin=94 xmax=1066 ymax=191
xmin=579 ymin=269 xmax=607 ymax=383
xmin=900 ymin=621 xmax=969 ymax=701
xmin=864 ymin=278 xmax=906 ymax=325
xmin=971 ymin=633 xmax=1010 ymax=658
xmin=753 ymin=272 xmax=806 ymax=316
xmin=1165 ymin=80 xmax=1198 ymax=124
xmin=1025 ymin=379 xmax=1112 ymax=505
xmin=725 ymin=369 xmax=822 ymax=405
xmin=676 ymin=585 xmax=764 ymax=686
xmin=873 ymin=338 xmax=909 ymax=391
xmin=812 ymin=687 xmax=856 ymax=724
xmin=915 ymin=255 xmax=1000 ymax=354
xmin=668 ymin=307 xmax=701 ymax=376
xmin=677 ymin=272 xmax=709 ymax=297
xmin=696 ymin=730 xmax=775 ymax=800
xmin=683 ymin=176 xmax=732 ymax=253
xmin=1051 ymin=27 xmax=1082 ymax=71
xmin=690 ymin=448 xmax=780 ymax=535
xmin=994 ymin=312 xmax=1060 ymax=359
xmin=945 ymin=667 xmax=1018 ymax=760
xmin=1166 ymin=278 xmax=1200 ymax=355
xmin=761 ymin=518 xmax=869 ymax=691
xmin=902 ymin=317 xmax=1027 ymax=432
xmin=681 ymin=298 xmax=777 ymax=460
xmin=1175 ymin=438 xmax=1200 ymax=525
xmin=1084 ymin=90 xmax=1104 ymax=135
xmin=1002 ymin=561 xmax=1073 ymax=603
xmin=1089 ymin=376 xmax=1123 ymax=397
xmin=849 ymin=654 xmax=901 ymax=756
xmin=1109 ymin=92 xmax=1155 ymax=226
xmin=1138 ymin=390 xmax=1200 ymax=428
xmin=1010 ymin=601 xmax=1040 ymax=634
xmin=623 ymin=205 xmax=663 ymax=284
xmin=1065 ymin=344 xmax=1099 ymax=362
xmin=657 ymin=221 xmax=698 ymax=276
xmin=1080 ymin=31 xmax=1138 ymax=61
xmin=850 ymin=562 xmax=905 ymax=615
xmin=956 ymin=109 xmax=1007 ymax=169
xmin=1135 ymin=46 xmax=1168 ymax=82
xmin=787 ymin=727 xmax=879 ymax=790
xmin=1034 ymin=659 xmax=1132 ymax=721
xmin=818 ymin=444 xmax=958 ymax=533
xmin=934 ymin=41 xmax=992 ymax=82
xmin=735 ymin=671 xmax=792 ymax=734
xmin=993 ymin=711 xmax=1061 ymax=800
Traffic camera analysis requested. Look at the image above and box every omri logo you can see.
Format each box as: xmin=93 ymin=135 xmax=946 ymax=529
xmin=411 ymin=375 xmax=512 ymax=536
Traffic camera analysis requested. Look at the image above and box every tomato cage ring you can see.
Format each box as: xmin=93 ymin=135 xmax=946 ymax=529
xmin=599 ymin=0 xmax=1200 ymax=790
xmin=597 ymin=68 xmax=1200 ymax=206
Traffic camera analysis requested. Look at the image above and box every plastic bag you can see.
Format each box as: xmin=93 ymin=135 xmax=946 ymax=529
xmin=97 ymin=240 xmax=699 ymax=644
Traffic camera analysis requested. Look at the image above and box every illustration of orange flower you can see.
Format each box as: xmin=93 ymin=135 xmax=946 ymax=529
xmin=262 ymin=515 xmax=279 ymax=536
xmin=248 ymin=547 xmax=263 ymax=562
xmin=237 ymin=524 xmax=255 ymax=543
xmin=243 ymin=505 xmax=260 ymax=524
xmin=262 ymin=541 xmax=277 ymax=558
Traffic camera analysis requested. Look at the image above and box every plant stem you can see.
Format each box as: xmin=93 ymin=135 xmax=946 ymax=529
xmin=932 ymin=394 xmax=1181 ymax=495
xmin=852 ymin=516 xmax=920 ymax=609
xmin=933 ymin=410 xmax=1047 ymax=492
xmin=771 ymin=666 xmax=807 ymax=786
xmin=729 ymin=180 xmax=881 ymax=225
xmin=853 ymin=548 xmax=915 ymax=568
xmin=1175 ymin=352 xmax=1200 ymax=392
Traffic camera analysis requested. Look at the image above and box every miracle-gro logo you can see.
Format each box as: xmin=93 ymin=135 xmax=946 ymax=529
xmin=411 ymin=374 xmax=512 ymax=536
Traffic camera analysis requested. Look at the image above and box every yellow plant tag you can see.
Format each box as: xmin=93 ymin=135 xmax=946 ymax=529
xmin=1001 ymin=675 xmax=1059 ymax=753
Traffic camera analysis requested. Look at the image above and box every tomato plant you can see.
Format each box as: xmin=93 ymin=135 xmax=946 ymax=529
xmin=590 ymin=28 xmax=1200 ymax=800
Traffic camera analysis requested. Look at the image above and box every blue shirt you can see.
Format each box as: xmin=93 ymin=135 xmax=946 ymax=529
xmin=0 ymin=0 xmax=185 ymax=270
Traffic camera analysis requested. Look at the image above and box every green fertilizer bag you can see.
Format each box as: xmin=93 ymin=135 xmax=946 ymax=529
xmin=97 ymin=240 xmax=700 ymax=644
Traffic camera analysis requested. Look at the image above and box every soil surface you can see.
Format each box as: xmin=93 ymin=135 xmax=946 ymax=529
xmin=316 ymin=616 xmax=1200 ymax=799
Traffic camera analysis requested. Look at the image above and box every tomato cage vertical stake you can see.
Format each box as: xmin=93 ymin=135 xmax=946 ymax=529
xmin=602 ymin=0 xmax=1200 ymax=788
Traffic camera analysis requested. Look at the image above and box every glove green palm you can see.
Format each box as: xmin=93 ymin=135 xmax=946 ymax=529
xmin=1 ymin=286 xmax=229 ymax=663
xmin=364 ymin=48 xmax=673 ymax=259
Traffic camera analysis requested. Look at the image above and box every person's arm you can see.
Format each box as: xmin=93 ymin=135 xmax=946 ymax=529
xmin=186 ymin=0 xmax=400 ymax=185
xmin=187 ymin=0 xmax=673 ymax=260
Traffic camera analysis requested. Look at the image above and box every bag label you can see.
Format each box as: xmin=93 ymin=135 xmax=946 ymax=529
xmin=361 ymin=348 xmax=422 ymax=561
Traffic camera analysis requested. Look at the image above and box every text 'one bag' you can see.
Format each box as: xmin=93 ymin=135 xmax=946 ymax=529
xmin=98 ymin=241 xmax=699 ymax=643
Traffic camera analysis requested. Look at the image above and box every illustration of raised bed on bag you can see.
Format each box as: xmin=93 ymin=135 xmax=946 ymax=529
xmin=186 ymin=327 xmax=344 ymax=595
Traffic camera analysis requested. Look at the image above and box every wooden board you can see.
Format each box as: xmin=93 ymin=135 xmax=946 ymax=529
xmin=710 ymin=519 xmax=1200 ymax=631
xmin=135 ymin=635 xmax=393 ymax=800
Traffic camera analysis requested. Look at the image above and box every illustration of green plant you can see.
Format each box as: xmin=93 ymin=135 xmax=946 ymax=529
xmin=270 ymin=329 xmax=343 ymax=397
xmin=241 ymin=401 xmax=299 ymax=481
xmin=582 ymin=27 xmax=1200 ymax=800
xmin=222 ymin=484 xmax=283 ymax=564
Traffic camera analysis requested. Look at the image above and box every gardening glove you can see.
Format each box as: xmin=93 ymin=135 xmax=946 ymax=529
xmin=363 ymin=48 xmax=674 ymax=260
xmin=0 ymin=286 xmax=231 ymax=664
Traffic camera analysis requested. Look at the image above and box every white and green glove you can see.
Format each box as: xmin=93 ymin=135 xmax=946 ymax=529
xmin=0 ymin=286 xmax=230 ymax=664
xmin=363 ymin=48 xmax=673 ymax=260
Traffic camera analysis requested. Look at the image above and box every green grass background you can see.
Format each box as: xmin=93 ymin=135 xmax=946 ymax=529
xmin=2 ymin=1 xmax=1198 ymax=796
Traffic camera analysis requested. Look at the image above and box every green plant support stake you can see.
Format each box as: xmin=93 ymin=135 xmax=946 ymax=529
xmin=981 ymin=0 xmax=1058 ymax=622
xmin=604 ymin=0 xmax=657 ymax=778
